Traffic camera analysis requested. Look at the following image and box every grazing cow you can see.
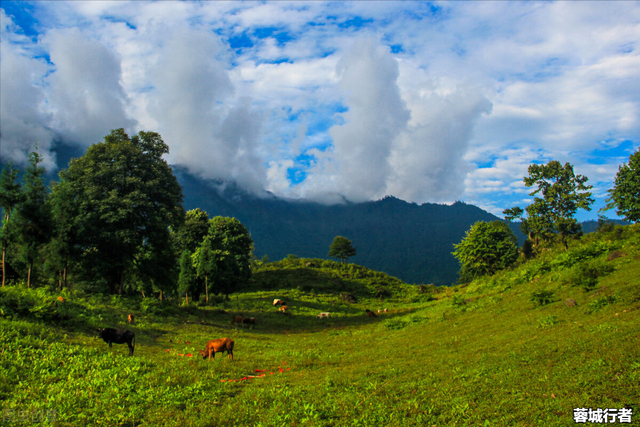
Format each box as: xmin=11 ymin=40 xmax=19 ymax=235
xmin=377 ymin=310 xmax=381 ymax=313
xmin=384 ymin=308 xmax=388 ymax=313
xmin=242 ymin=317 xmax=256 ymax=328
xmin=231 ymin=315 xmax=244 ymax=325
xmin=278 ymin=305 xmax=288 ymax=312
xmin=199 ymin=338 xmax=234 ymax=361
xmin=317 ymin=312 xmax=330 ymax=318
xmin=97 ymin=328 xmax=135 ymax=356
xmin=57 ymin=296 xmax=66 ymax=303
xmin=366 ymin=309 xmax=377 ymax=318
xmin=127 ymin=313 xmax=135 ymax=324
xmin=273 ymin=299 xmax=287 ymax=306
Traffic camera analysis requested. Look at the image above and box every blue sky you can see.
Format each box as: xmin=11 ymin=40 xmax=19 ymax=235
xmin=1 ymin=1 xmax=639 ymax=221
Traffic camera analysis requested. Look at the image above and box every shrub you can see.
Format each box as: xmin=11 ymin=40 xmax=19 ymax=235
xmin=571 ymin=262 xmax=615 ymax=292
xmin=383 ymin=318 xmax=407 ymax=330
xmin=451 ymin=294 xmax=466 ymax=307
xmin=537 ymin=315 xmax=559 ymax=329
xmin=530 ymin=289 xmax=555 ymax=307
xmin=0 ymin=286 xmax=63 ymax=321
xmin=588 ymin=295 xmax=616 ymax=314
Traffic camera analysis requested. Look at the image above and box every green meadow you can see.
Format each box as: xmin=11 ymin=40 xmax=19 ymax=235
xmin=1 ymin=225 xmax=639 ymax=426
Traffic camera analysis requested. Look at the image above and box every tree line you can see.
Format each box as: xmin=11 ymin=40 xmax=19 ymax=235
xmin=454 ymin=149 xmax=640 ymax=282
xmin=0 ymin=129 xmax=252 ymax=300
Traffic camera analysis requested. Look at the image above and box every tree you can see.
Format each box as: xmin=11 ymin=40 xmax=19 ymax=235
xmin=601 ymin=148 xmax=640 ymax=223
xmin=452 ymin=220 xmax=518 ymax=282
xmin=177 ymin=250 xmax=197 ymax=304
xmin=192 ymin=238 xmax=215 ymax=303
xmin=204 ymin=216 xmax=253 ymax=298
xmin=14 ymin=147 xmax=51 ymax=287
xmin=504 ymin=160 xmax=594 ymax=250
xmin=46 ymin=178 xmax=82 ymax=290
xmin=0 ymin=161 xmax=24 ymax=287
xmin=328 ymin=236 xmax=356 ymax=264
xmin=173 ymin=208 xmax=210 ymax=255
xmin=59 ymin=129 xmax=185 ymax=294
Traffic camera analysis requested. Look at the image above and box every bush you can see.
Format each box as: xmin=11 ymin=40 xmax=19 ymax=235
xmin=571 ymin=262 xmax=615 ymax=292
xmin=530 ymin=289 xmax=555 ymax=307
xmin=383 ymin=318 xmax=407 ymax=330
xmin=588 ymin=295 xmax=616 ymax=314
xmin=451 ymin=294 xmax=467 ymax=307
xmin=537 ymin=315 xmax=559 ymax=329
xmin=0 ymin=286 xmax=65 ymax=321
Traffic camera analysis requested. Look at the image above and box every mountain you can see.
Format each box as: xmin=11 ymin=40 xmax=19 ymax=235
xmin=3 ymin=143 xmax=614 ymax=286
xmin=174 ymin=166 xmax=501 ymax=286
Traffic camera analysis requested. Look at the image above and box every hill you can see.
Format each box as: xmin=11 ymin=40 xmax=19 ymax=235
xmin=1 ymin=223 xmax=638 ymax=425
xmin=175 ymin=166 xmax=501 ymax=286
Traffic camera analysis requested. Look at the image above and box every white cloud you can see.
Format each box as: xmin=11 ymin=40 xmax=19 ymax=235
xmin=43 ymin=28 xmax=136 ymax=146
xmin=0 ymin=10 xmax=56 ymax=169
xmin=1 ymin=1 xmax=639 ymax=220
xmin=145 ymin=26 xmax=265 ymax=193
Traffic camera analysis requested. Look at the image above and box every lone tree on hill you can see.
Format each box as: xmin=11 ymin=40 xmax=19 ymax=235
xmin=601 ymin=148 xmax=640 ymax=223
xmin=328 ymin=236 xmax=356 ymax=264
xmin=504 ymin=160 xmax=594 ymax=250
xmin=453 ymin=220 xmax=519 ymax=282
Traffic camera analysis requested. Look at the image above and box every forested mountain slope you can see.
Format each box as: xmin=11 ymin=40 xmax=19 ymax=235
xmin=175 ymin=167 xmax=500 ymax=286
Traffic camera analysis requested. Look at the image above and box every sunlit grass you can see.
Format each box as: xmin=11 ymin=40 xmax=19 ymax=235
xmin=1 ymin=225 xmax=639 ymax=426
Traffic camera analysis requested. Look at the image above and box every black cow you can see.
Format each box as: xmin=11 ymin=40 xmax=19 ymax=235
xmin=97 ymin=328 xmax=135 ymax=356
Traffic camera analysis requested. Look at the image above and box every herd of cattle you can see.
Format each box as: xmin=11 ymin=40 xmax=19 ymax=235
xmin=95 ymin=298 xmax=389 ymax=357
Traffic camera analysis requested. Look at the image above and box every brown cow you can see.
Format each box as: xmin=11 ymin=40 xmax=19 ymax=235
xmin=231 ymin=315 xmax=244 ymax=325
xmin=199 ymin=338 xmax=234 ymax=361
xmin=366 ymin=309 xmax=377 ymax=318
xmin=127 ymin=313 xmax=135 ymax=324
xmin=278 ymin=305 xmax=288 ymax=312
xmin=57 ymin=296 xmax=66 ymax=303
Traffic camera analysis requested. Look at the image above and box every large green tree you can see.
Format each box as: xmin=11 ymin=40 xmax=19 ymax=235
xmin=504 ymin=160 xmax=594 ymax=250
xmin=14 ymin=148 xmax=51 ymax=287
xmin=46 ymin=178 xmax=82 ymax=290
xmin=453 ymin=220 xmax=519 ymax=282
xmin=0 ymin=161 xmax=24 ymax=287
xmin=328 ymin=236 xmax=356 ymax=264
xmin=58 ymin=129 xmax=185 ymax=294
xmin=205 ymin=216 xmax=253 ymax=298
xmin=601 ymin=148 xmax=640 ymax=223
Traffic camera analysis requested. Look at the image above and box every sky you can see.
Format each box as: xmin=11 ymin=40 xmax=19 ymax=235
xmin=1 ymin=1 xmax=639 ymax=221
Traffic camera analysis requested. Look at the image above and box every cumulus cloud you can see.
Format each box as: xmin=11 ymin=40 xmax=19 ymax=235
xmin=299 ymin=39 xmax=410 ymax=202
xmin=387 ymin=81 xmax=492 ymax=203
xmin=1 ymin=1 xmax=639 ymax=220
xmin=146 ymin=27 xmax=265 ymax=193
xmin=0 ymin=10 xmax=56 ymax=169
xmin=44 ymin=28 xmax=136 ymax=146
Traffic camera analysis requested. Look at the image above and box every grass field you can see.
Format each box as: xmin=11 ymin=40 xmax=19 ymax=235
xmin=1 ymin=225 xmax=639 ymax=426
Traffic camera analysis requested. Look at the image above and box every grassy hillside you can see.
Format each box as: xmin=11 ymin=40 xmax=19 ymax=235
xmin=1 ymin=225 xmax=639 ymax=426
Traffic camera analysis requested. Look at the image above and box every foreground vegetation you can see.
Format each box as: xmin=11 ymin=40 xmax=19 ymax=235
xmin=1 ymin=224 xmax=639 ymax=426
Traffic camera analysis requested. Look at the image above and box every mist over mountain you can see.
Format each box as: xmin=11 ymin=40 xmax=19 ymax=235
xmin=7 ymin=141 xmax=620 ymax=286
xmin=174 ymin=166 xmax=503 ymax=286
